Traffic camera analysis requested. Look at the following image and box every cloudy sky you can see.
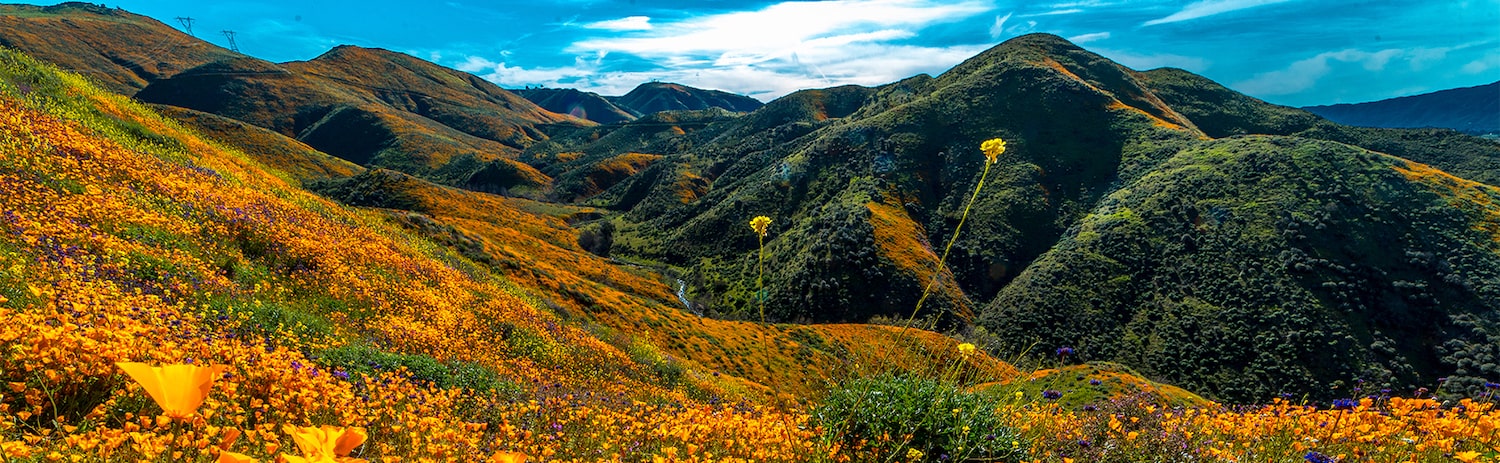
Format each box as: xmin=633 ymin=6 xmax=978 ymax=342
xmin=37 ymin=0 xmax=1500 ymax=106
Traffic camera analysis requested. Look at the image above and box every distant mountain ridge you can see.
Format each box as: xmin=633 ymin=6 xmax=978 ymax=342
xmin=518 ymin=87 xmax=639 ymax=124
xmin=1303 ymin=81 xmax=1500 ymax=135
xmin=609 ymin=82 xmax=763 ymax=115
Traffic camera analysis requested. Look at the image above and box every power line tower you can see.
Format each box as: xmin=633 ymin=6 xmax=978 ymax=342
xmin=175 ymin=16 xmax=195 ymax=36
xmin=221 ymin=30 xmax=239 ymax=53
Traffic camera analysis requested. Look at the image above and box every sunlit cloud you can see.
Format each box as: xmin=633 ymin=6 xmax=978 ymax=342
xmin=584 ymin=16 xmax=652 ymax=31
xmin=1068 ymin=32 xmax=1110 ymax=44
xmin=1143 ymin=0 xmax=1296 ymax=26
xmin=988 ymin=12 xmax=1012 ymax=39
xmin=1232 ymin=47 xmax=1460 ymax=96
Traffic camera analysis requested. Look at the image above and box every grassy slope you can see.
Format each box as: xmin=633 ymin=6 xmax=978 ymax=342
xmin=610 ymin=82 xmax=764 ymax=114
xmin=0 ymin=46 xmax=830 ymax=461
xmin=129 ymin=46 xmax=586 ymax=193
xmin=979 ymin=136 xmax=1500 ymax=402
xmin=0 ymin=3 xmax=240 ymax=94
xmin=1137 ymin=67 xmax=1500 ymax=186
xmin=519 ymin=87 xmax=639 ymax=124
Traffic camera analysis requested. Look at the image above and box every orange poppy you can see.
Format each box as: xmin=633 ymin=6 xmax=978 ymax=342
xmin=283 ymin=425 xmax=367 ymax=463
xmin=115 ymin=362 xmax=227 ymax=420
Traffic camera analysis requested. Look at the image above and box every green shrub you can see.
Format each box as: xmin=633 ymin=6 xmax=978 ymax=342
xmin=815 ymin=373 xmax=1025 ymax=461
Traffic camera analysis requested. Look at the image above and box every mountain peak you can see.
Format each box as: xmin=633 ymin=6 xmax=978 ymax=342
xmin=611 ymin=81 xmax=763 ymax=114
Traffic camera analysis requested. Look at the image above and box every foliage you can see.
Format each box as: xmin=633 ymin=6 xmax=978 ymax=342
xmin=816 ymin=373 xmax=1025 ymax=462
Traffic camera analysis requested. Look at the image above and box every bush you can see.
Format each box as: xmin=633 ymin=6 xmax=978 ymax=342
xmin=815 ymin=373 xmax=1025 ymax=461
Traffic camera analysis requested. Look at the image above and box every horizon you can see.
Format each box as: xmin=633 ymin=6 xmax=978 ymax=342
xmin=11 ymin=0 xmax=1500 ymax=106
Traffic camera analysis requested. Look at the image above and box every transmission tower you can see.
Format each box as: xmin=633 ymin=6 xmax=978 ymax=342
xmin=175 ymin=16 xmax=195 ymax=36
xmin=221 ymin=30 xmax=239 ymax=53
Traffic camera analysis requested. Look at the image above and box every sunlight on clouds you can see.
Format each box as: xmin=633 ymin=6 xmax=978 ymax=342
xmin=1143 ymin=0 xmax=1295 ymax=26
xmin=1232 ymin=47 xmax=1462 ymax=96
xmin=988 ymin=13 xmax=1011 ymax=39
xmin=1068 ymin=32 xmax=1110 ymax=44
xmin=570 ymin=0 xmax=990 ymax=58
xmin=584 ymin=16 xmax=652 ymax=31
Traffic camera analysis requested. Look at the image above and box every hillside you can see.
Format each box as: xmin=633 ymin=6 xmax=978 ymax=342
xmin=3 ymin=16 xmax=1499 ymax=462
xmin=0 ymin=2 xmax=241 ymax=94
xmin=130 ymin=46 xmax=591 ymax=193
xmin=0 ymin=45 xmax=1039 ymax=461
xmin=1304 ymin=81 xmax=1500 ymax=135
xmin=533 ymin=34 xmax=1205 ymax=325
xmin=1137 ymin=68 xmax=1500 ymax=186
xmin=521 ymin=34 xmax=1500 ymax=404
xmin=978 ymin=136 xmax=1500 ymax=402
xmin=518 ymin=87 xmax=639 ymax=124
xmin=609 ymin=82 xmax=764 ymax=114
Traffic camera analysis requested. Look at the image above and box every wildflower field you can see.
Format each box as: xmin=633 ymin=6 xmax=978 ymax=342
xmin=0 ymin=44 xmax=1497 ymax=463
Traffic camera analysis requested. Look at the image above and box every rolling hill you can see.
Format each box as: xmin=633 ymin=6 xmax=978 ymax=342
xmin=1303 ymin=81 xmax=1500 ymax=136
xmin=517 ymin=87 xmax=640 ymax=124
xmin=609 ymin=81 xmax=764 ymax=114
xmin=0 ymin=2 xmax=241 ymax=94
xmin=523 ymin=34 xmax=1500 ymax=403
xmin=130 ymin=46 xmax=591 ymax=193
xmin=2 ymin=4 xmax=1499 ymax=459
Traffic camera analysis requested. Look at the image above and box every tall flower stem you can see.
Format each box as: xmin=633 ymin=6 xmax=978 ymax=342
xmin=757 ymin=232 xmax=766 ymax=323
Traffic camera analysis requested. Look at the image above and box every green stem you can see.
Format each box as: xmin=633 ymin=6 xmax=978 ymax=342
xmin=758 ymin=234 xmax=766 ymax=324
xmin=905 ymin=160 xmax=991 ymax=330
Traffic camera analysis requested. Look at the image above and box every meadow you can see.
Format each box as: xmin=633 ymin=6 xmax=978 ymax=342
xmin=0 ymin=45 xmax=1496 ymax=463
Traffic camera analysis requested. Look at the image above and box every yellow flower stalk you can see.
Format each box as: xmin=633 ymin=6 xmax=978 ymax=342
xmin=282 ymin=425 xmax=367 ymax=463
xmin=906 ymin=137 xmax=1005 ymax=328
xmin=115 ymin=362 xmax=227 ymax=420
xmin=957 ymin=343 xmax=976 ymax=356
xmin=750 ymin=215 xmax=772 ymax=323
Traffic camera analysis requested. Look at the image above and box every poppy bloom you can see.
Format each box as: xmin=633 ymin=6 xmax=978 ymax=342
xmin=218 ymin=451 xmax=257 ymax=463
xmin=115 ymin=362 xmax=227 ymax=420
xmin=981 ymin=138 xmax=1006 ymax=164
xmin=283 ymin=425 xmax=367 ymax=462
xmin=489 ymin=452 xmax=529 ymax=463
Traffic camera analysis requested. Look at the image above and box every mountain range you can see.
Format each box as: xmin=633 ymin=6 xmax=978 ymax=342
xmin=1304 ymin=81 xmax=1499 ymax=136
xmin=2 ymin=0 xmax=1497 ymax=408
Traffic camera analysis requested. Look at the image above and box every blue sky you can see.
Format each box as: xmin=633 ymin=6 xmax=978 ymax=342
xmin=37 ymin=0 xmax=1500 ymax=105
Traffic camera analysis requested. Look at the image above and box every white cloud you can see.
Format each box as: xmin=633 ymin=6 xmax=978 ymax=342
xmin=1232 ymin=47 xmax=1457 ymax=96
xmin=1025 ymin=8 xmax=1084 ymax=16
xmin=989 ymin=12 xmax=1012 ymax=39
xmin=1143 ymin=0 xmax=1295 ymax=26
xmin=584 ymin=16 xmax=653 ymax=31
xmin=1462 ymin=53 xmax=1500 ymax=74
xmin=570 ymin=0 xmax=990 ymax=59
xmin=455 ymin=0 xmax=999 ymax=100
xmin=1068 ymin=32 xmax=1111 ymax=44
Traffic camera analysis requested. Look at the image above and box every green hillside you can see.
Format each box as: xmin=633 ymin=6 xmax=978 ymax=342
xmin=978 ymin=136 xmax=1500 ymax=402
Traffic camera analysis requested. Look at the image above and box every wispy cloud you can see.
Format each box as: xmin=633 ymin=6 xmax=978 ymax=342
xmin=988 ymin=12 xmax=1012 ymax=39
xmin=1068 ymin=32 xmax=1110 ymax=44
xmin=453 ymin=0 xmax=997 ymax=99
xmin=583 ymin=16 xmax=652 ymax=31
xmin=1143 ymin=0 xmax=1295 ymax=26
xmin=1232 ymin=47 xmax=1455 ymax=96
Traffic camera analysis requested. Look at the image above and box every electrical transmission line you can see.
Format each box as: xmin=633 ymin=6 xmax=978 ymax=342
xmin=221 ymin=30 xmax=239 ymax=53
xmin=175 ymin=16 xmax=195 ymax=36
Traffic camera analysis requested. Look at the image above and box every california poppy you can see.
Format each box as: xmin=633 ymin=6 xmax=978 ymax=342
xmin=115 ymin=362 xmax=227 ymax=420
xmin=283 ymin=425 xmax=367 ymax=463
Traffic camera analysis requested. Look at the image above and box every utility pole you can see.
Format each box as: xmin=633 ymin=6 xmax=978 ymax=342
xmin=175 ymin=16 xmax=195 ymax=36
xmin=221 ymin=30 xmax=239 ymax=53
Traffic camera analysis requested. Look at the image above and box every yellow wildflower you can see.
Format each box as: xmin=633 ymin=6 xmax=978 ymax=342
xmin=981 ymin=138 xmax=1006 ymax=164
xmin=905 ymin=448 xmax=924 ymax=461
xmin=749 ymin=216 xmax=772 ymax=237
xmin=489 ymin=452 xmax=529 ymax=463
xmin=957 ymin=343 xmax=976 ymax=356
